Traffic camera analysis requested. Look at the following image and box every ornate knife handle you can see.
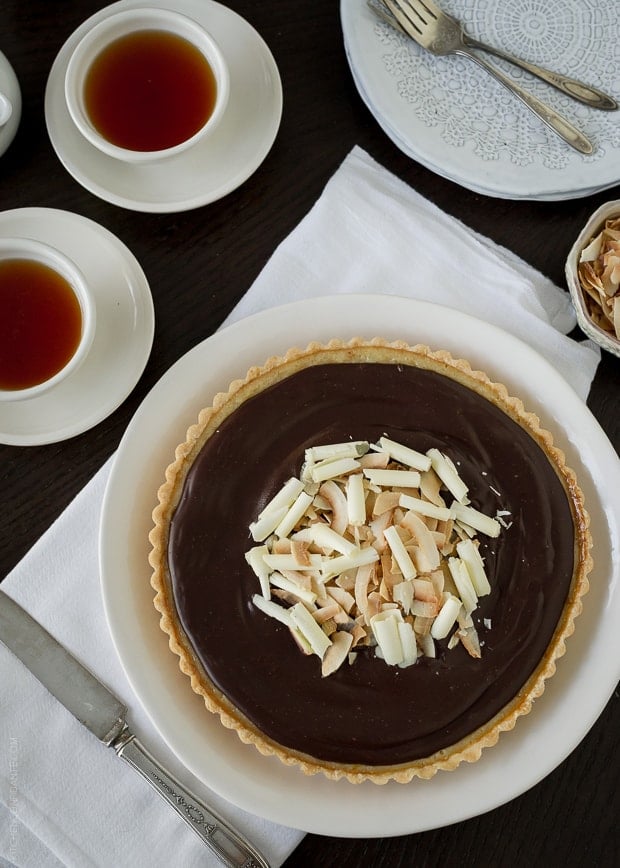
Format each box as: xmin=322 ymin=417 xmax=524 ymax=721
xmin=113 ymin=730 xmax=270 ymax=868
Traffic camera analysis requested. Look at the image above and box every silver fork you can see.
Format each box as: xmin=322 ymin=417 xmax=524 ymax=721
xmin=372 ymin=0 xmax=617 ymax=111
xmin=377 ymin=0 xmax=596 ymax=154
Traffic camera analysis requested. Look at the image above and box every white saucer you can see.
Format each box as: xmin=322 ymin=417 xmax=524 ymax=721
xmin=44 ymin=0 xmax=282 ymax=213
xmin=0 ymin=208 xmax=154 ymax=446
xmin=0 ymin=51 xmax=21 ymax=158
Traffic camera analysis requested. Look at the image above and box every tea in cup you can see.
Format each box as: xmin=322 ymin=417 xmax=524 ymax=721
xmin=0 ymin=238 xmax=96 ymax=401
xmin=64 ymin=7 xmax=230 ymax=162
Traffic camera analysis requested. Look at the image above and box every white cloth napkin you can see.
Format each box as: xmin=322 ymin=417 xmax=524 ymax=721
xmin=0 ymin=146 xmax=600 ymax=868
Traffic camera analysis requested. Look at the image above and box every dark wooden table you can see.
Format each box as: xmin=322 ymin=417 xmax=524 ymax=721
xmin=1 ymin=2 xmax=618 ymax=866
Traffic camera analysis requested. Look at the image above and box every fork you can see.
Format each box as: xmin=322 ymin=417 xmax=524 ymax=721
xmin=372 ymin=0 xmax=617 ymax=111
xmin=376 ymin=0 xmax=596 ymax=154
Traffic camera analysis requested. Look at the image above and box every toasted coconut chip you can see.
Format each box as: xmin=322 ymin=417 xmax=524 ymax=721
xmin=373 ymin=490 xmax=401 ymax=516
xmin=358 ymin=452 xmax=390 ymax=469
xmin=319 ymin=479 xmax=349 ymax=534
xmin=578 ymin=217 xmax=620 ymax=339
xmin=400 ymin=510 xmax=441 ymax=571
xmin=369 ymin=510 xmax=392 ymax=552
xmin=458 ymin=625 xmax=482 ymax=659
xmin=291 ymin=539 xmax=311 ymax=567
xmin=321 ymin=630 xmax=354 ymax=676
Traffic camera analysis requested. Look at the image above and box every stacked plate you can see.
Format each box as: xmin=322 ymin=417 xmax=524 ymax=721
xmin=341 ymin=0 xmax=620 ymax=200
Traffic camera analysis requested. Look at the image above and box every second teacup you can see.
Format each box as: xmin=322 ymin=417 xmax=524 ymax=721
xmin=64 ymin=7 xmax=230 ymax=163
xmin=0 ymin=237 xmax=96 ymax=402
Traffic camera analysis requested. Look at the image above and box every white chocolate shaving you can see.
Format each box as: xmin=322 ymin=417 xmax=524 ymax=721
xmin=451 ymin=503 xmax=501 ymax=538
xmin=372 ymin=436 xmax=432 ymax=471
xmin=427 ymin=448 xmax=469 ymax=504
xmin=384 ymin=525 xmax=417 ymax=580
xmin=346 ymin=473 xmax=367 ymax=526
xmin=363 ymin=468 xmax=421 ymax=488
xmin=398 ymin=493 xmax=452 ymax=521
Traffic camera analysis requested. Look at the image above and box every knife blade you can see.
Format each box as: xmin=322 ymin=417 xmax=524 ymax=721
xmin=0 ymin=588 xmax=270 ymax=868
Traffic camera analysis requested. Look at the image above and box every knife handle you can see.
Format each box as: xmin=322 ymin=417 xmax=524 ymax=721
xmin=114 ymin=732 xmax=270 ymax=868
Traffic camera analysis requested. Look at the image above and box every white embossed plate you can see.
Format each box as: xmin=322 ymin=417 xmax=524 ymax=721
xmin=100 ymin=295 xmax=620 ymax=837
xmin=341 ymin=0 xmax=620 ymax=200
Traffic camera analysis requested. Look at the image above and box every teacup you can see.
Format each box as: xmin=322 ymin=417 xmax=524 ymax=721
xmin=64 ymin=7 xmax=230 ymax=163
xmin=0 ymin=238 xmax=96 ymax=402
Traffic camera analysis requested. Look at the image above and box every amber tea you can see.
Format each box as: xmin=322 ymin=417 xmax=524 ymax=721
xmin=0 ymin=259 xmax=83 ymax=391
xmin=83 ymin=29 xmax=217 ymax=152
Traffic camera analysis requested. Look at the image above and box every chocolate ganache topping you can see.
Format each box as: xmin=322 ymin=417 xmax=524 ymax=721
xmin=167 ymin=361 xmax=576 ymax=768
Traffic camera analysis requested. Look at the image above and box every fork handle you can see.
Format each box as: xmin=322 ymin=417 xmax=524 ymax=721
xmin=455 ymin=48 xmax=593 ymax=154
xmin=463 ymin=36 xmax=617 ymax=110
xmin=114 ymin=732 xmax=270 ymax=868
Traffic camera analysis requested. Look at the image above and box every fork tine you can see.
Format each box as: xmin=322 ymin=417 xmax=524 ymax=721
xmin=383 ymin=0 xmax=434 ymax=38
xmin=382 ymin=0 xmax=423 ymax=36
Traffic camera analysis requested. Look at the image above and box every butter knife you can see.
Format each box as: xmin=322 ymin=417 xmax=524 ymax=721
xmin=0 ymin=589 xmax=270 ymax=868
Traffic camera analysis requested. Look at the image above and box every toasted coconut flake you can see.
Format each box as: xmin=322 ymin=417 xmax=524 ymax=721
xmin=400 ymin=510 xmax=441 ymax=571
xmin=354 ymin=562 xmax=374 ymax=613
xmin=373 ymin=490 xmax=401 ymax=516
xmin=319 ymin=480 xmax=349 ymax=534
xmin=291 ymin=539 xmax=311 ymax=567
xmin=392 ymin=579 xmax=414 ymax=614
xmin=321 ymin=630 xmax=354 ymax=676
xmin=458 ymin=625 xmax=482 ymax=659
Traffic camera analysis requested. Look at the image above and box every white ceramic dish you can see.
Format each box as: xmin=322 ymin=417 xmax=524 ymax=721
xmin=0 ymin=208 xmax=153 ymax=445
xmin=0 ymin=50 xmax=21 ymax=158
xmin=341 ymin=0 xmax=620 ymax=200
xmin=565 ymin=199 xmax=620 ymax=358
xmin=45 ymin=0 xmax=282 ymax=212
xmin=100 ymin=295 xmax=620 ymax=837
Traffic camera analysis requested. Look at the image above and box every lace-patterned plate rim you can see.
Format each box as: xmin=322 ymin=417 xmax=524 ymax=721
xmin=341 ymin=0 xmax=620 ymax=199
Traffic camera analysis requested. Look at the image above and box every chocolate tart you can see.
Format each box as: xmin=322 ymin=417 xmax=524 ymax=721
xmin=149 ymin=338 xmax=592 ymax=784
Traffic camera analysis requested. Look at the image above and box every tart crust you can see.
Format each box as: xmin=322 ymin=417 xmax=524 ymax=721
xmin=149 ymin=338 xmax=592 ymax=784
